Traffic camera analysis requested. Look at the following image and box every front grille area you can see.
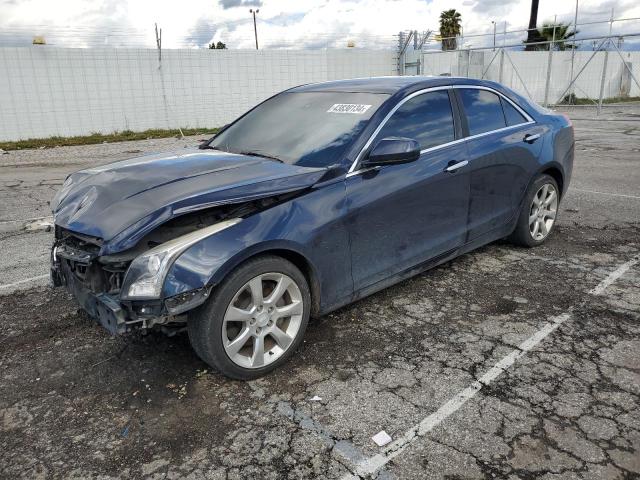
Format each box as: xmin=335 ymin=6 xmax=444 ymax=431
xmin=55 ymin=229 xmax=128 ymax=295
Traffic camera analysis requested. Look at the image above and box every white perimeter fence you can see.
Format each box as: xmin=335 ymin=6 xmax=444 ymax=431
xmin=1 ymin=40 xmax=639 ymax=142
xmin=0 ymin=48 xmax=396 ymax=141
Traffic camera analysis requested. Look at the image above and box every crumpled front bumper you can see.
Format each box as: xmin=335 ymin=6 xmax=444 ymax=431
xmin=51 ymin=243 xmax=128 ymax=335
xmin=53 ymin=258 xmax=128 ymax=335
xmin=51 ymin=243 xmax=207 ymax=335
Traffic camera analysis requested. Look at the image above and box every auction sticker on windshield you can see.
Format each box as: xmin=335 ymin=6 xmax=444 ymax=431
xmin=327 ymin=104 xmax=372 ymax=114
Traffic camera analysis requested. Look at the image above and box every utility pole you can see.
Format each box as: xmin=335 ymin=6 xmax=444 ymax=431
xmin=525 ymin=0 xmax=540 ymax=51
xmin=492 ymin=21 xmax=496 ymax=51
xmin=250 ymin=8 xmax=259 ymax=50
xmin=155 ymin=23 xmax=162 ymax=65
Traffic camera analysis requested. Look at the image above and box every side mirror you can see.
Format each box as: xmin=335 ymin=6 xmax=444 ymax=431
xmin=362 ymin=137 xmax=421 ymax=167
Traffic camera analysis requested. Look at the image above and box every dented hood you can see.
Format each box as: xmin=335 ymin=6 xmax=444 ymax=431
xmin=53 ymin=149 xmax=325 ymax=254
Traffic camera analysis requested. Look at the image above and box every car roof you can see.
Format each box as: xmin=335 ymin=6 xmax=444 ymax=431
xmin=288 ymin=76 xmax=497 ymax=94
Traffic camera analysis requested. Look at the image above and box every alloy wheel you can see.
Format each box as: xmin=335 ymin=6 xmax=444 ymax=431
xmin=222 ymin=272 xmax=304 ymax=369
xmin=529 ymin=183 xmax=558 ymax=241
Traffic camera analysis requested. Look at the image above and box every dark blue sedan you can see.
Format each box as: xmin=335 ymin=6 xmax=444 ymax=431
xmin=51 ymin=76 xmax=574 ymax=379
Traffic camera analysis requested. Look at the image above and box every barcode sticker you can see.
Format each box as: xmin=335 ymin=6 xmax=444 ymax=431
xmin=327 ymin=103 xmax=372 ymax=114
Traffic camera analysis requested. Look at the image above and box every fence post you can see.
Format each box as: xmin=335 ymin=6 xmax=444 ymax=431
xmin=466 ymin=48 xmax=471 ymax=77
xmin=543 ymin=19 xmax=556 ymax=106
xmin=568 ymin=0 xmax=579 ymax=100
xmin=397 ymin=31 xmax=405 ymax=75
xmin=597 ymin=10 xmax=614 ymax=115
xmin=597 ymin=43 xmax=610 ymax=115
xmin=498 ymin=49 xmax=505 ymax=83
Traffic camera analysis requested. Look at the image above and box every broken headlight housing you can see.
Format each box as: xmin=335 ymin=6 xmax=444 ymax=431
xmin=121 ymin=218 xmax=241 ymax=300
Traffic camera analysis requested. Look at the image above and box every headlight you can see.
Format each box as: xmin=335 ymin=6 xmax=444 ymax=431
xmin=121 ymin=218 xmax=242 ymax=300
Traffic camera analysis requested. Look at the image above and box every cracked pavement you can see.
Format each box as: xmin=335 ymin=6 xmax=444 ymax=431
xmin=1 ymin=109 xmax=639 ymax=479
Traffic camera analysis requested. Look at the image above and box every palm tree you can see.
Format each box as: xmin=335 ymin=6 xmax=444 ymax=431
xmin=439 ymin=9 xmax=462 ymax=51
xmin=532 ymin=22 xmax=578 ymax=50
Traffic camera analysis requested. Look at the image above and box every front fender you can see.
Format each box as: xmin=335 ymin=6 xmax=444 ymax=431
xmin=164 ymin=216 xmax=315 ymax=297
xmin=162 ymin=180 xmax=351 ymax=312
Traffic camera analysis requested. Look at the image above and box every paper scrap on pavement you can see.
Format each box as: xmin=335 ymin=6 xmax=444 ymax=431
xmin=372 ymin=430 xmax=392 ymax=447
xmin=309 ymin=395 xmax=322 ymax=401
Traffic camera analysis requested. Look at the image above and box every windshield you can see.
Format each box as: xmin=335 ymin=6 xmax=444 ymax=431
xmin=209 ymin=91 xmax=389 ymax=168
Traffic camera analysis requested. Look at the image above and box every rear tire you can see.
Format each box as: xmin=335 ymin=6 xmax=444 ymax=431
xmin=187 ymin=255 xmax=310 ymax=380
xmin=509 ymin=174 xmax=559 ymax=248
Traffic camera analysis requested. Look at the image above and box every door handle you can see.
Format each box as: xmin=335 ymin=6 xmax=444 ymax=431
xmin=445 ymin=160 xmax=468 ymax=173
xmin=524 ymin=133 xmax=541 ymax=143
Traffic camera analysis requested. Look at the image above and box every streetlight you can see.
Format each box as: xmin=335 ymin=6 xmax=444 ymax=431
xmin=250 ymin=8 xmax=259 ymax=50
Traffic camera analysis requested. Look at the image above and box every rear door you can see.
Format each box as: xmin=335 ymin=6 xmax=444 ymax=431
xmin=346 ymin=89 xmax=470 ymax=292
xmin=454 ymin=87 xmax=545 ymax=240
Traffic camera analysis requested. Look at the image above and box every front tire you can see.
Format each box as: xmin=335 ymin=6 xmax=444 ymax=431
xmin=509 ymin=174 xmax=559 ymax=248
xmin=187 ymin=255 xmax=310 ymax=380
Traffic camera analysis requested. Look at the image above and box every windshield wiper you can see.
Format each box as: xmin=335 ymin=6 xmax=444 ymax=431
xmin=237 ymin=150 xmax=284 ymax=163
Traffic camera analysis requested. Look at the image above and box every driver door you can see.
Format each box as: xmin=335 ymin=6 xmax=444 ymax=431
xmin=345 ymin=89 xmax=470 ymax=292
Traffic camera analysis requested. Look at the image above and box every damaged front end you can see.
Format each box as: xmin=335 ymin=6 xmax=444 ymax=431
xmin=51 ymin=228 xmax=135 ymax=335
xmin=50 ymin=149 xmax=327 ymax=335
xmin=51 ymin=190 xmax=304 ymax=335
xmin=51 ymin=223 xmax=217 ymax=336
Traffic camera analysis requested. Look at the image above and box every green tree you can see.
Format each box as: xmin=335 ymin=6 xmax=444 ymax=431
xmin=531 ymin=22 xmax=578 ymax=50
xmin=208 ymin=41 xmax=227 ymax=49
xmin=439 ymin=9 xmax=462 ymax=51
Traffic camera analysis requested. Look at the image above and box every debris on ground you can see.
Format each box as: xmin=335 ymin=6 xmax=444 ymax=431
xmin=372 ymin=430 xmax=392 ymax=447
xmin=167 ymin=382 xmax=188 ymax=399
xmin=23 ymin=217 xmax=54 ymax=232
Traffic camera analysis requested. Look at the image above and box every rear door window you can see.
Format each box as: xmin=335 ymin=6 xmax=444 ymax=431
xmin=501 ymin=97 xmax=528 ymax=126
xmin=458 ymin=89 xmax=507 ymax=136
xmin=375 ymin=90 xmax=455 ymax=150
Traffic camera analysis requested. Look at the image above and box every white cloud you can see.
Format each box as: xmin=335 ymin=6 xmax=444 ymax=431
xmin=0 ymin=0 xmax=638 ymax=49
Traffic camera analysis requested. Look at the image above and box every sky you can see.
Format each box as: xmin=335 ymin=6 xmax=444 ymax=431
xmin=0 ymin=0 xmax=639 ymax=49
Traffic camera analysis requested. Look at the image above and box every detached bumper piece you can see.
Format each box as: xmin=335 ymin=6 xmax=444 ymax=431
xmin=95 ymin=294 xmax=128 ymax=335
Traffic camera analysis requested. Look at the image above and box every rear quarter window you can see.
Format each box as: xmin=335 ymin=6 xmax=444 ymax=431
xmin=458 ymin=89 xmax=507 ymax=136
xmin=501 ymin=97 xmax=528 ymax=126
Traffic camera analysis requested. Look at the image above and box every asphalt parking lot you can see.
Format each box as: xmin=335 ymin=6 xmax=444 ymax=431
xmin=1 ymin=106 xmax=639 ymax=479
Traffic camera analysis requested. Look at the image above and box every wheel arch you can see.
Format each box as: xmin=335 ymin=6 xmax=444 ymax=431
xmin=210 ymin=242 xmax=322 ymax=317
xmin=539 ymin=164 xmax=564 ymax=198
xmin=510 ymin=162 xmax=565 ymax=234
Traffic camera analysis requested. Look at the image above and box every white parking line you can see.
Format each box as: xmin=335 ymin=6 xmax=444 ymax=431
xmin=0 ymin=274 xmax=49 ymax=290
xmin=341 ymin=256 xmax=638 ymax=479
xmin=589 ymin=257 xmax=639 ymax=295
xmin=571 ymin=188 xmax=640 ymax=200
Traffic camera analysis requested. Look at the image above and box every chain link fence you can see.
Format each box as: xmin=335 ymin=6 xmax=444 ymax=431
xmin=398 ymin=17 xmax=640 ymax=115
